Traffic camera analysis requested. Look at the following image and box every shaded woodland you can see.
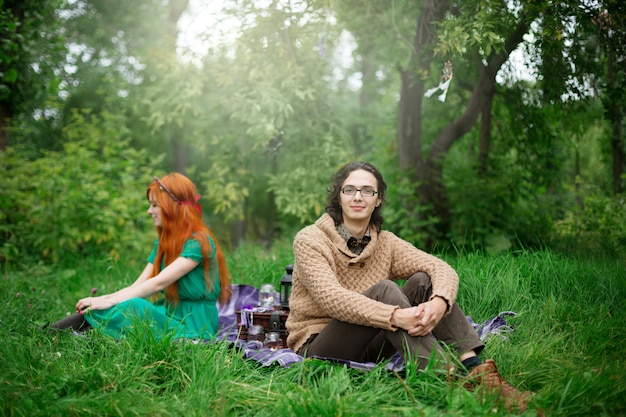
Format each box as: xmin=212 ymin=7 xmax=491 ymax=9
xmin=1 ymin=0 xmax=624 ymax=262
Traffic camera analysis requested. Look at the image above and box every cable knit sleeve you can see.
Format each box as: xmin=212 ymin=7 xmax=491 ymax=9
xmin=386 ymin=233 xmax=459 ymax=311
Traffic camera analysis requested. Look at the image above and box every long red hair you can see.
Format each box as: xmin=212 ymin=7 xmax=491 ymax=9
xmin=146 ymin=173 xmax=232 ymax=305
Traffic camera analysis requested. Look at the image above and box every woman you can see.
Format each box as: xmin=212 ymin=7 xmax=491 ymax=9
xmin=285 ymin=162 xmax=530 ymax=412
xmin=48 ymin=173 xmax=231 ymax=340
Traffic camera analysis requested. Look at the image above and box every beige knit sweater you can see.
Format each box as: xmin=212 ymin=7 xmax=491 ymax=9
xmin=285 ymin=213 xmax=459 ymax=354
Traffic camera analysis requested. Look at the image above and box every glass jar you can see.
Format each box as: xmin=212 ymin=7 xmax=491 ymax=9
xmin=259 ymin=283 xmax=276 ymax=308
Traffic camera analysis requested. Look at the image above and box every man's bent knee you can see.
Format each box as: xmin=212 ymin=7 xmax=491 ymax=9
xmin=363 ymin=280 xmax=406 ymax=304
xmin=407 ymin=272 xmax=431 ymax=286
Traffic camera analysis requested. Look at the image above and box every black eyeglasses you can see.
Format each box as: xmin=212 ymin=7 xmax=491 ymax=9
xmin=154 ymin=176 xmax=180 ymax=202
xmin=341 ymin=186 xmax=378 ymax=198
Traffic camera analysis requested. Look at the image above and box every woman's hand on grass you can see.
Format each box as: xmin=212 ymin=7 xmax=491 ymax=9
xmin=76 ymin=295 xmax=113 ymax=314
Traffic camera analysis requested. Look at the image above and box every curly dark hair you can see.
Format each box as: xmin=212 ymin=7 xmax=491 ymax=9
xmin=325 ymin=162 xmax=387 ymax=232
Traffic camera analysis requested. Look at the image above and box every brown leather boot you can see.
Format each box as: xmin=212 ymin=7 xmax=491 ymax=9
xmin=463 ymin=359 xmax=532 ymax=413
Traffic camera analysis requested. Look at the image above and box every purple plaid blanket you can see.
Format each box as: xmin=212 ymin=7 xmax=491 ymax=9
xmin=217 ymin=284 xmax=516 ymax=371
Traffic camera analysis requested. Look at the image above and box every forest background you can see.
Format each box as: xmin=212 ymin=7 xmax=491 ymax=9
xmin=1 ymin=0 xmax=625 ymax=262
xmin=1 ymin=1 xmax=625 ymax=416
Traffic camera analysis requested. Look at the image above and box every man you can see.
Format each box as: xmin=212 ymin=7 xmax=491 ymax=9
xmin=286 ymin=162 xmax=530 ymax=413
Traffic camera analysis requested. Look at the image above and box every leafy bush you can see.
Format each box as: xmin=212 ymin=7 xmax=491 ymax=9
xmin=447 ymin=171 xmax=519 ymax=253
xmin=0 ymin=110 xmax=157 ymax=264
xmin=552 ymin=192 xmax=626 ymax=259
xmin=382 ymin=173 xmax=434 ymax=247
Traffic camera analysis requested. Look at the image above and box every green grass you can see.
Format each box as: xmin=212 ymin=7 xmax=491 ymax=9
xmin=1 ymin=242 xmax=625 ymax=416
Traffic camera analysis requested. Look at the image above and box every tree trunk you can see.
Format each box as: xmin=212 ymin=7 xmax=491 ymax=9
xmin=611 ymin=118 xmax=625 ymax=195
xmin=232 ymin=218 xmax=246 ymax=249
xmin=356 ymin=47 xmax=377 ymax=157
xmin=0 ymin=104 xmax=9 ymax=151
xmin=265 ymin=132 xmax=282 ymax=247
xmin=0 ymin=1 xmax=26 ymax=151
xmin=168 ymin=0 xmax=189 ymax=175
xmin=173 ymin=138 xmax=188 ymax=174
xmin=575 ymin=143 xmax=582 ymax=210
xmin=397 ymin=68 xmax=424 ymax=175
xmin=418 ymin=14 xmax=532 ymax=243
xmin=607 ymin=38 xmax=625 ymax=195
xmin=397 ymin=0 xmax=449 ymax=177
xmin=478 ymin=91 xmax=494 ymax=176
xmin=359 ymin=47 xmax=376 ymax=113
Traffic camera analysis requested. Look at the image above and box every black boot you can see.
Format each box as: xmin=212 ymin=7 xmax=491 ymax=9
xmin=46 ymin=312 xmax=92 ymax=332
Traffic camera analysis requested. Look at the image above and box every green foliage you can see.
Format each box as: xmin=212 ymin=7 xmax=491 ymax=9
xmin=443 ymin=115 xmax=557 ymax=254
xmin=447 ymin=168 xmax=519 ymax=253
xmin=434 ymin=1 xmax=511 ymax=58
xmin=436 ymin=86 xmax=607 ymax=254
xmin=382 ymin=172 xmax=433 ymax=247
xmin=178 ymin=1 xmax=357 ymax=239
xmin=3 ymin=0 xmax=622 ymax=256
xmin=62 ymin=0 xmax=178 ymax=60
xmin=202 ymin=161 xmax=251 ymax=223
xmin=0 ymin=0 xmax=65 ymax=116
xmin=0 ymin=110 xmax=157 ymax=264
xmin=269 ymin=136 xmax=352 ymax=224
xmin=138 ymin=61 xmax=205 ymax=134
xmin=552 ymin=192 xmax=626 ymax=259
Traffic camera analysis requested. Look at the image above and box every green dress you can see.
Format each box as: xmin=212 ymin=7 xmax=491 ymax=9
xmin=85 ymin=235 xmax=220 ymax=340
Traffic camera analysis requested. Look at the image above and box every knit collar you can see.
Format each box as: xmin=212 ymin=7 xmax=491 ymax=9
xmin=315 ymin=214 xmax=376 ymax=260
xmin=336 ymin=223 xmax=370 ymax=255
